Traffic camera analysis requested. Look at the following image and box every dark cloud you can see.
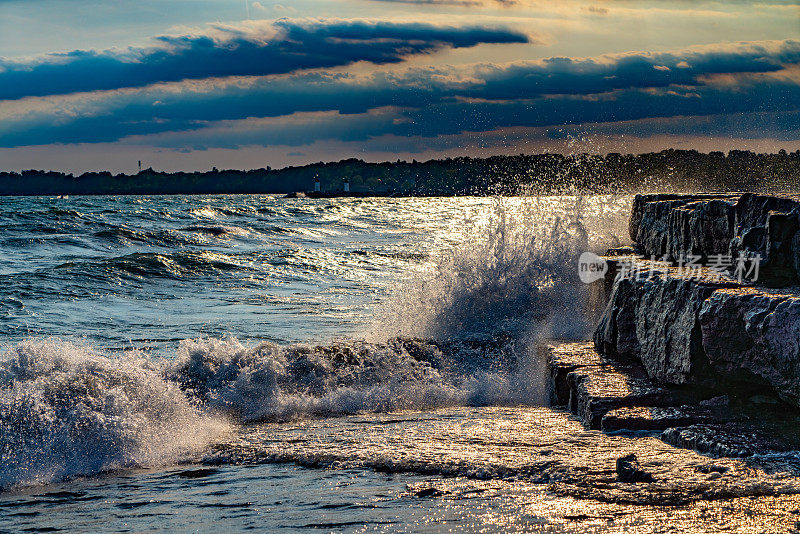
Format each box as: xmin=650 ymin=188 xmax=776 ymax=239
xmin=1 ymin=40 xmax=798 ymax=148
xmin=0 ymin=19 xmax=529 ymax=100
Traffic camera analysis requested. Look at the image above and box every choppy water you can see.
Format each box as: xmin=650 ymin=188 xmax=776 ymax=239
xmin=3 ymin=194 xmax=800 ymax=532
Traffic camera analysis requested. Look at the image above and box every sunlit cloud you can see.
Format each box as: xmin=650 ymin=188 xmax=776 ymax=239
xmin=0 ymin=18 xmax=529 ymax=100
xmin=1 ymin=39 xmax=797 ymax=149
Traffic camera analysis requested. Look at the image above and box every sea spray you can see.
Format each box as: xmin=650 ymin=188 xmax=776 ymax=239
xmin=0 ymin=196 xmax=633 ymax=490
xmin=363 ymin=196 xmax=631 ymax=404
xmin=0 ymin=339 xmax=229 ymax=490
xmin=368 ymin=197 xmax=595 ymax=342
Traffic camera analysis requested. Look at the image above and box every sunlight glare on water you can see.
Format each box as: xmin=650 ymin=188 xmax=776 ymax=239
xmin=10 ymin=195 xmax=800 ymax=532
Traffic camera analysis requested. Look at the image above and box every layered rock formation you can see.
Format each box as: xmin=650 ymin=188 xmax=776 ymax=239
xmin=630 ymin=193 xmax=800 ymax=285
xmin=544 ymin=342 xmax=797 ymax=457
xmin=543 ymin=193 xmax=800 ymax=457
xmin=595 ymin=193 xmax=800 ymax=408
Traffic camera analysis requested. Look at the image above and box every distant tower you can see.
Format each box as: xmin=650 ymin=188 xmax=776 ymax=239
xmin=314 ymin=176 xmax=321 ymax=192
xmin=343 ymin=177 xmax=350 ymax=193
xmin=138 ymin=160 xmax=142 ymax=172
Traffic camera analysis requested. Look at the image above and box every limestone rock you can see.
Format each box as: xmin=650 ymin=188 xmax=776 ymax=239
xmin=699 ymin=287 xmax=800 ymax=405
xmin=594 ymin=259 xmax=736 ymax=384
xmin=601 ymin=405 xmax=717 ymax=432
xmin=594 ymin=254 xmax=800 ymax=407
xmin=566 ymin=357 xmax=688 ymax=429
xmin=661 ymin=424 xmax=792 ymax=458
xmin=542 ymin=343 xmax=603 ymax=406
xmin=630 ymin=193 xmax=800 ymax=285
xmin=629 ymin=194 xmax=736 ymax=260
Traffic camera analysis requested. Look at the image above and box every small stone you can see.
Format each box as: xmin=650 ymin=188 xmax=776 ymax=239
xmin=616 ymin=453 xmax=655 ymax=483
xmin=414 ymin=487 xmax=445 ymax=498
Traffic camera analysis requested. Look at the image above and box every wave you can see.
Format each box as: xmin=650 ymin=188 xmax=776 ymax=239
xmin=189 ymin=206 xmax=256 ymax=218
xmin=56 ymin=251 xmax=245 ymax=281
xmin=181 ymin=225 xmax=252 ymax=238
xmin=168 ymin=336 xmax=530 ymax=423
xmin=0 ymin=335 xmax=529 ymax=491
xmin=0 ymin=339 xmax=229 ymax=491
xmin=0 ymin=196 xmax=630 ymax=491
xmin=93 ymin=227 xmax=152 ymax=243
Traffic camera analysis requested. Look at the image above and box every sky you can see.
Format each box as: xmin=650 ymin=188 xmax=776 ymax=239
xmin=0 ymin=0 xmax=798 ymax=173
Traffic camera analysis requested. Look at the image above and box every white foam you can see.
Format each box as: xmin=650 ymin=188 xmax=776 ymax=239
xmin=0 ymin=339 xmax=230 ymax=490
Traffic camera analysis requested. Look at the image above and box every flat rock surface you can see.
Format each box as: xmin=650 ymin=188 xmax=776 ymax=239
xmin=546 ymin=341 xmax=800 ymax=460
xmin=602 ymin=405 xmax=718 ymax=432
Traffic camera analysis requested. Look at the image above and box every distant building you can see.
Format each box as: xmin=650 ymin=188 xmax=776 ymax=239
xmin=314 ymin=176 xmax=321 ymax=192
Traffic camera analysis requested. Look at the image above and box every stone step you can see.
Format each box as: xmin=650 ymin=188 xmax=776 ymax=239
xmin=543 ymin=342 xmax=694 ymax=430
xmin=544 ymin=342 xmax=799 ymax=457
xmin=601 ymin=405 xmax=718 ymax=432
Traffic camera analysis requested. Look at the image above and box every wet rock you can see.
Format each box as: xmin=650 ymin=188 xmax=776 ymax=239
xmin=698 ymin=287 xmax=800 ymax=405
xmin=699 ymin=395 xmax=730 ymax=408
xmin=594 ymin=259 xmax=738 ymax=384
xmin=542 ymin=343 xmax=603 ymax=406
xmin=543 ymin=342 xmax=689 ymax=428
xmin=413 ymin=487 xmax=447 ymax=498
xmin=695 ymin=464 xmax=729 ymax=474
xmin=566 ymin=357 xmax=689 ymax=429
xmin=601 ymin=405 xmax=717 ymax=432
xmin=616 ymin=454 xmax=655 ymax=483
xmin=592 ymin=243 xmax=800 ymax=407
xmin=630 ymin=193 xmax=800 ymax=284
xmin=763 ymin=211 xmax=800 ymax=285
xmin=629 ymin=194 xmax=737 ymax=260
xmin=662 ymin=424 xmax=792 ymax=458
xmin=544 ymin=342 xmax=799 ymax=458
xmin=630 ymin=195 xmax=696 ymax=257
xmin=605 ymin=246 xmax=636 ymax=256
xmin=734 ymin=193 xmax=800 ymax=235
xmin=667 ymin=198 xmax=736 ymax=261
xmin=593 ymin=269 xmax=640 ymax=363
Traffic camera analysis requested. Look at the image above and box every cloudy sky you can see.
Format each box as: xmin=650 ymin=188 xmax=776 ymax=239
xmin=0 ymin=0 xmax=798 ymax=173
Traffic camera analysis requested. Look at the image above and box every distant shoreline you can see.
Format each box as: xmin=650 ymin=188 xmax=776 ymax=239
xmin=1 ymin=149 xmax=798 ymax=196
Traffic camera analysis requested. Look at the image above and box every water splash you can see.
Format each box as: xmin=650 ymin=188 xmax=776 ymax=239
xmin=0 ymin=339 xmax=229 ymax=490
xmin=369 ymin=197 xmax=606 ymax=343
xmin=168 ymin=336 xmax=527 ymax=423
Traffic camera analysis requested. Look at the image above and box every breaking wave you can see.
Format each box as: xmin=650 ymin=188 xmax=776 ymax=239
xmin=0 ymin=336 xmax=525 ymax=491
xmin=0 ymin=196 xmax=631 ymax=491
xmin=0 ymin=340 xmax=229 ymax=490
xmin=169 ymin=337 xmax=524 ymax=423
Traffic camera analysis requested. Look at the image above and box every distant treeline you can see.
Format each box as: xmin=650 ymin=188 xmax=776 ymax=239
xmin=2 ymin=149 xmax=800 ymax=196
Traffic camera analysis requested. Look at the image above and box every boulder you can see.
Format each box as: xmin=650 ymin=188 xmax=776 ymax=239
xmin=629 ymin=194 xmax=736 ymax=260
xmin=594 ymin=259 xmax=737 ymax=384
xmin=630 ymin=193 xmax=800 ymax=285
xmin=666 ymin=198 xmax=735 ymax=261
xmin=699 ymin=287 xmax=800 ymax=405
xmin=616 ymin=454 xmax=655 ymax=483
xmin=594 ymin=255 xmax=800 ymax=407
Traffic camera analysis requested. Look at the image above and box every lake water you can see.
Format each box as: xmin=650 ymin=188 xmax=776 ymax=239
xmin=3 ymin=194 xmax=800 ymax=533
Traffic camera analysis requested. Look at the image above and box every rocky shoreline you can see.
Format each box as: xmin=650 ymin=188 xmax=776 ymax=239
xmin=546 ymin=192 xmax=800 ymax=460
